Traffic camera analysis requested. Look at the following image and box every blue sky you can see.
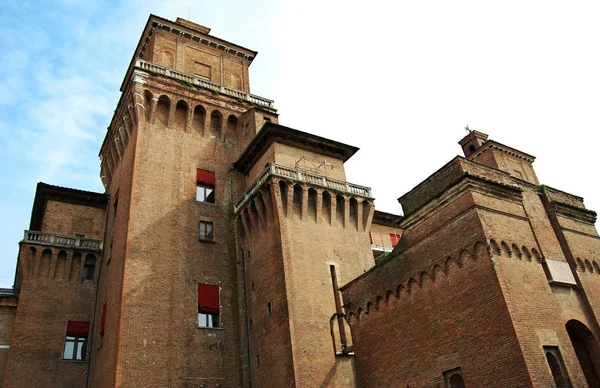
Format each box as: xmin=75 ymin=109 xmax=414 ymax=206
xmin=1 ymin=0 xmax=600 ymax=287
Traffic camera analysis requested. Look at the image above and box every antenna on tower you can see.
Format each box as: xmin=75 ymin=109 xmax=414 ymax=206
xmin=465 ymin=124 xmax=471 ymax=133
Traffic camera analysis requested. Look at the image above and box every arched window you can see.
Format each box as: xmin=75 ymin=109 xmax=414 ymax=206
xmin=443 ymin=368 xmax=465 ymax=388
xmin=82 ymin=255 xmax=96 ymax=281
xmin=544 ymin=347 xmax=570 ymax=388
xmin=210 ymin=111 xmax=222 ymax=132
xmin=566 ymin=320 xmax=600 ymax=387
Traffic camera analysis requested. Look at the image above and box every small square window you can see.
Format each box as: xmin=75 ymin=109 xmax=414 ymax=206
xmin=63 ymin=321 xmax=89 ymax=360
xmin=196 ymin=169 xmax=215 ymax=203
xmin=199 ymin=221 xmax=214 ymax=242
xmin=198 ymin=283 xmax=220 ymax=328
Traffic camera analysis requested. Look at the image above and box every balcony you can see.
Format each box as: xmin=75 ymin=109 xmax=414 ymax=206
xmin=134 ymin=59 xmax=275 ymax=109
xmin=22 ymin=231 xmax=103 ymax=252
xmin=234 ymin=163 xmax=372 ymax=213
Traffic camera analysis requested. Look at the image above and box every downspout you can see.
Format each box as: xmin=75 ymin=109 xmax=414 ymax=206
xmin=86 ymin=194 xmax=111 ymax=388
xmin=240 ymin=245 xmax=253 ymax=387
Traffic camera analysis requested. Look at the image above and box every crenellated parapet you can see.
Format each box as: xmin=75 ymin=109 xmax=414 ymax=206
xmin=342 ymin=238 xmax=549 ymax=323
xmin=99 ymin=83 xmax=137 ymax=188
xmin=235 ymin=163 xmax=374 ymax=238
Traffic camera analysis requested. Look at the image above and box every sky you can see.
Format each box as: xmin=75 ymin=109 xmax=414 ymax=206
xmin=1 ymin=0 xmax=599 ymax=287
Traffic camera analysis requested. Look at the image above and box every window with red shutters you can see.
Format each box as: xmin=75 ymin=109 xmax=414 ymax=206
xmin=197 ymin=283 xmax=220 ymax=328
xmin=196 ymin=169 xmax=215 ymax=203
xmin=63 ymin=321 xmax=89 ymax=360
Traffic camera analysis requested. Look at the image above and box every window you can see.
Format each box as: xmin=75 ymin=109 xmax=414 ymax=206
xmin=196 ymin=169 xmax=215 ymax=203
xmin=267 ymin=302 xmax=272 ymax=316
xmin=82 ymin=255 xmax=95 ymax=281
xmin=443 ymin=367 xmax=465 ymax=388
xmin=390 ymin=233 xmax=401 ymax=248
xmin=198 ymin=283 xmax=220 ymax=328
xmin=63 ymin=321 xmax=89 ymax=360
xmin=544 ymin=346 xmax=571 ymax=388
xmin=199 ymin=221 xmax=214 ymax=242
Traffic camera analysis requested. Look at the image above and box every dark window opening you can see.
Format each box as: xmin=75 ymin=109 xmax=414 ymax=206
xmin=256 ymin=354 xmax=260 ymax=367
xmin=199 ymin=221 xmax=214 ymax=242
xmin=544 ymin=346 xmax=571 ymax=388
xmin=468 ymin=144 xmax=476 ymax=152
xmin=198 ymin=283 xmax=220 ymax=328
xmin=443 ymin=367 xmax=465 ymax=388
xmin=82 ymin=257 xmax=95 ymax=281
xmin=267 ymin=302 xmax=272 ymax=316
xmin=113 ymin=191 xmax=119 ymax=220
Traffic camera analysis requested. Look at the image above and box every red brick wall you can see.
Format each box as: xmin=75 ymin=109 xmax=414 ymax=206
xmin=345 ymin=239 xmax=530 ymax=387
xmin=4 ymin=244 xmax=98 ymax=388
xmin=90 ymin=72 xmax=259 ymax=386
xmin=237 ymin=183 xmax=296 ymax=388
xmin=41 ymin=200 xmax=105 ymax=239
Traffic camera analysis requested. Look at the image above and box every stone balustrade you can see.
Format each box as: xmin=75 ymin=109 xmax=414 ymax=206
xmin=135 ymin=59 xmax=275 ymax=109
xmin=234 ymin=163 xmax=372 ymax=213
xmin=22 ymin=230 xmax=103 ymax=251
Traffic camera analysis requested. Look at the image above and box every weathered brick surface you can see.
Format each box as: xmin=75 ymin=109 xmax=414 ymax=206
xmin=0 ymin=298 xmax=17 ymax=387
xmin=88 ymin=17 xmax=279 ymax=385
xmin=5 ymin=15 xmax=600 ymax=388
xmin=343 ymin=143 xmax=600 ymax=387
xmin=41 ymin=200 xmax=105 ymax=239
xmin=3 ymin=244 xmax=99 ymax=388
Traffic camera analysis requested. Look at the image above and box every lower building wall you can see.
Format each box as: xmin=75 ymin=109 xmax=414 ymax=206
xmin=0 ymin=299 xmax=17 ymax=388
xmin=3 ymin=245 xmax=97 ymax=388
xmin=346 ymin=242 xmax=531 ymax=388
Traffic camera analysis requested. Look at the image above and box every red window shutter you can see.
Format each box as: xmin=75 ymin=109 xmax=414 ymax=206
xmin=390 ymin=233 xmax=400 ymax=247
xmin=197 ymin=169 xmax=215 ymax=186
xmin=198 ymin=284 xmax=219 ymax=314
xmin=100 ymin=303 xmax=107 ymax=335
xmin=66 ymin=321 xmax=90 ymax=337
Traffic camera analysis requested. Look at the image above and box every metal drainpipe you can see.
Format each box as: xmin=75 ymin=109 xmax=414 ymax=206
xmin=241 ymin=246 xmax=253 ymax=387
xmin=85 ymin=194 xmax=111 ymax=388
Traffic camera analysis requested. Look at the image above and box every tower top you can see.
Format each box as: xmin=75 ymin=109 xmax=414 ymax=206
xmin=119 ymin=14 xmax=258 ymax=92
xmin=175 ymin=17 xmax=211 ymax=35
xmin=458 ymin=130 xmax=489 ymax=158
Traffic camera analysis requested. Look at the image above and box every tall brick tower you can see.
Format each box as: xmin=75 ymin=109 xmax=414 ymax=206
xmin=233 ymin=123 xmax=375 ymax=387
xmin=89 ymin=16 xmax=278 ymax=387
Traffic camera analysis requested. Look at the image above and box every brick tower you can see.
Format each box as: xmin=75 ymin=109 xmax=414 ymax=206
xmin=233 ymin=123 xmax=375 ymax=387
xmin=89 ymin=15 xmax=278 ymax=387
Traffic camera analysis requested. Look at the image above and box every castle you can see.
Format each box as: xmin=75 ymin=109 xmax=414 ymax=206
xmin=0 ymin=15 xmax=599 ymax=388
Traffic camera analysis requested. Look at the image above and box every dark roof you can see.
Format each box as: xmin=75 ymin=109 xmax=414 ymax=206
xmin=29 ymin=183 xmax=108 ymax=231
xmin=233 ymin=122 xmax=359 ymax=174
xmin=372 ymin=210 xmax=403 ymax=227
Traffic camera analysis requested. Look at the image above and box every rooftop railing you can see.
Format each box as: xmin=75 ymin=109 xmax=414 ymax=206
xmin=234 ymin=163 xmax=372 ymax=213
xmin=135 ymin=59 xmax=275 ymax=109
xmin=22 ymin=231 xmax=103 ymax=251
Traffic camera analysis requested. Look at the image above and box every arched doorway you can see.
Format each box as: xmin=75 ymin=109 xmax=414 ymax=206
xmin=566 ymin=319 xmax=600 ymax=387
